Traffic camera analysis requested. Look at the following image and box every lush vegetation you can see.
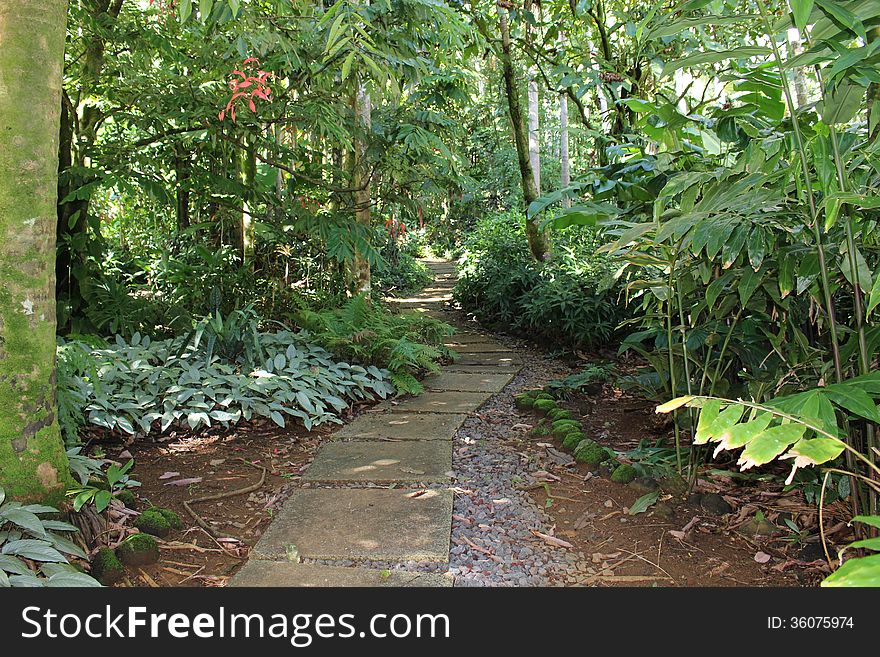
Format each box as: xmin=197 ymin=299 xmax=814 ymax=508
xmin=1 ymin=0 xmax=879 ymax=587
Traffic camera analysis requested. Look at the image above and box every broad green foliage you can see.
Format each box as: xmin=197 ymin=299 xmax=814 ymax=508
xmin=455 ymin=211 xmax=627 ymax=348
xmin=296 ymin=296 xmax=456 ymax=395
xmin=659 ymin=389 xmax=880 ymax=587
xmin=0 ymin=486 xmax=100 ymax=587
xmin=57 ymin=326 xmax=395 ymax=441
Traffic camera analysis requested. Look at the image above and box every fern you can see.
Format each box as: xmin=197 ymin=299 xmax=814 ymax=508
xmin=295 ymin=296 xmax=455 ymax=395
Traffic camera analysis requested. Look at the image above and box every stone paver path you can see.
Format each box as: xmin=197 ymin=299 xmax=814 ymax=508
xmin=230 ymin=258 xmax=520 ymax=587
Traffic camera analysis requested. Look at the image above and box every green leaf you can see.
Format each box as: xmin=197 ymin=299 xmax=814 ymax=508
xmin=694 ymin=399 xmax=722 ymax=444
xmin=846 ymin=537 xmax=880 ymax=552
xmin=823 ymin=384 xmax=880 ymax=423
xmin=784 ymin=436 xmax=846 ymax=467
xmin=817 ymin=79 xmax=866 ymax=125
xmin=661 ymin=47 xmax=771 ymax=77
xmin=46 ymin=572 xmax=101 ymax=587
xmin=199 ymin=0 xmax=214 ymax=23
xmin=628 ymin=491 xmax=659 ymax=515
xmin=270 ymin=411 xmax=286 ymax=428
xmin=852 ymin=515 xmax=880 ymax=530
xmin=822 ymin=553 xmax=880 ymax=587
xmin=738 ymin=423 xmax=806 ymax=469
xmin=179 ymin=0 xmax=193 ymax=22
xmin=0 ymin=508 xmax=47 ymax=538
xmin=1 ymin=539 xmax=67 ymax=563
xmin=791 ymin=0 xmax=814 ymax=31
xmin=815 ymin=0 xmax=867 ymax=40
xmin=656 ymin=396 xmax=695 ymax=413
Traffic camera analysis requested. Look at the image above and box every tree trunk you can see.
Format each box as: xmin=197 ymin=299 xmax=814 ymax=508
xmin=525 ymin=0 xmax=541 ymax=195
xmin=175 ymin=147 xmax=191 ymax=231
xmin=559 ymin=92 xmax=570 ymax=208
xmin=0 ymin=0 xmax=73 ymax=503
xmin=787 ymin=28 xmax=809 ymax=109
xmin=349 ymin=84 xmax=372 ymax=295
xmin=497 ymin=3 xmax=550 ymax=261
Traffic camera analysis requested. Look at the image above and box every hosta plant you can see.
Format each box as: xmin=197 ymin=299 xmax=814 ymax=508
xmin=0 ymin=486 xmax=100 ymax=587
xmin=57 ymin=327 xmax=395 ymax=441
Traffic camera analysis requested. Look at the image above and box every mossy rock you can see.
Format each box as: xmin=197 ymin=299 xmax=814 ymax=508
xmin=90 ymin=547 xmax=124 ymax=586
xmin=133 ymin=508 xmax=171 ymax=538
xmin=547 ymin=408 xmax=571 ymax=421
xmin=561 ymin=432 xmax=588 ymax=451
xmin=551 ymin=419 xmax=581 ymax=438
xmin=156 ymin=507 xmax=184 ymax=531
xmin=574 ymin=442 xmax=611 ymax=465
xmin=114 ymin=490 xmax=138 ymax=510
xmin=514 ymin=393 xmax=536 ymax=410
xmin=116 ymin=534 xmax=160 ymax=567
xmin=535 ymin=392 xmax=555 ymax=401
xmin=611 ymin=464 xmax=637 ymax=484
xmin=533 ymin=399 xmax=557 ymax=414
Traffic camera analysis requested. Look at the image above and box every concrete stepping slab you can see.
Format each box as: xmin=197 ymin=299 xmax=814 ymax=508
xmin=250 ymin=488 xmax=453 ymax=562
xmin=444 ymin=364 xmax=523 ymax=375
xmin=304 ymin=440 xmax=452 ymax=482
xmin=379 ymin=390 xmax=492 ymax=414
xmin=448 ymin=342 xmax=513 ymax=353
xmin=388 ymin=295 xmax=451 ymax=305
xmin=444 ymin=332 xmax=496 ymax=343
xmin=229 ymin=561 xmax=452 ymax=587
xmin=455 ymin=353 xmax=523 ymax=367
xmin=423 ymin=371 xmax=513 ymax=392
xmin=336 ymin=412 xmax=467 ymax=440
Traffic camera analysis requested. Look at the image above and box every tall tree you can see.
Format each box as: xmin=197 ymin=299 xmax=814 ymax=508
xmin=0 ymin=0 xmax=73 ymax=502
xmin=496 ymin=1 xmax=550 ymax=261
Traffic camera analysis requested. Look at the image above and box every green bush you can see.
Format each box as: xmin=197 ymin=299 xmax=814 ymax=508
xmin=296 ymin=295 xmax=456 ymax=395
xmin=454 ymin=211 xmax=628 ymax=348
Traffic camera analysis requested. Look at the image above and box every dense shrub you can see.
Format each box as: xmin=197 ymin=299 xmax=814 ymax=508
xmin=454 ymin=211 xmax=628 ymax=348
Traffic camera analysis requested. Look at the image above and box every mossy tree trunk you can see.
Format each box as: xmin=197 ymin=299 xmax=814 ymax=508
xmin=0 ymin=0 xmax=73 ymax=503
xmin=349 ymin=83 xmax=372 ymax=295
xmin=497 ymin=2 xmax=550 ymax=261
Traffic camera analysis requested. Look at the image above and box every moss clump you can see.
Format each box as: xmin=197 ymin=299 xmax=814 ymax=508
xmin=535 ymin=392 xmax=555 ymax=401
xmin=547 ymin=408 xmax=571 ymax=421
xmin=575 ymin=442 xmax=611 ymax=465
xmin=551 ymin=420 xmax=581 ymax=438
xmin=156 ymin=507 xmax=184 ymax=531
xmin=562 ymin=432 xmax=588 ymax=451
xmin=530 ymin=421 xmax=551 ymax=437
xmin=611 ymin=463 xmax=637 ymax=484
xmin=116 ymin=534 xmax=160 ymax=566
xmin=114 ymin=490 xmax=138 ymax=509
xmin=133 ymin=508 xmax=171 ymax=537
xmin=90 ymin=547 xmax=124 ymax=585
xmin=514 ymin=393 xmax=536 ymax=410
xmin=533 ymin=399 xmax=557 ymax=414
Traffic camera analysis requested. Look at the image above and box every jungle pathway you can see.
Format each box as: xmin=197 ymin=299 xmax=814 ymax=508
xmin=231 ymin=259 xmax=580 ymax=586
